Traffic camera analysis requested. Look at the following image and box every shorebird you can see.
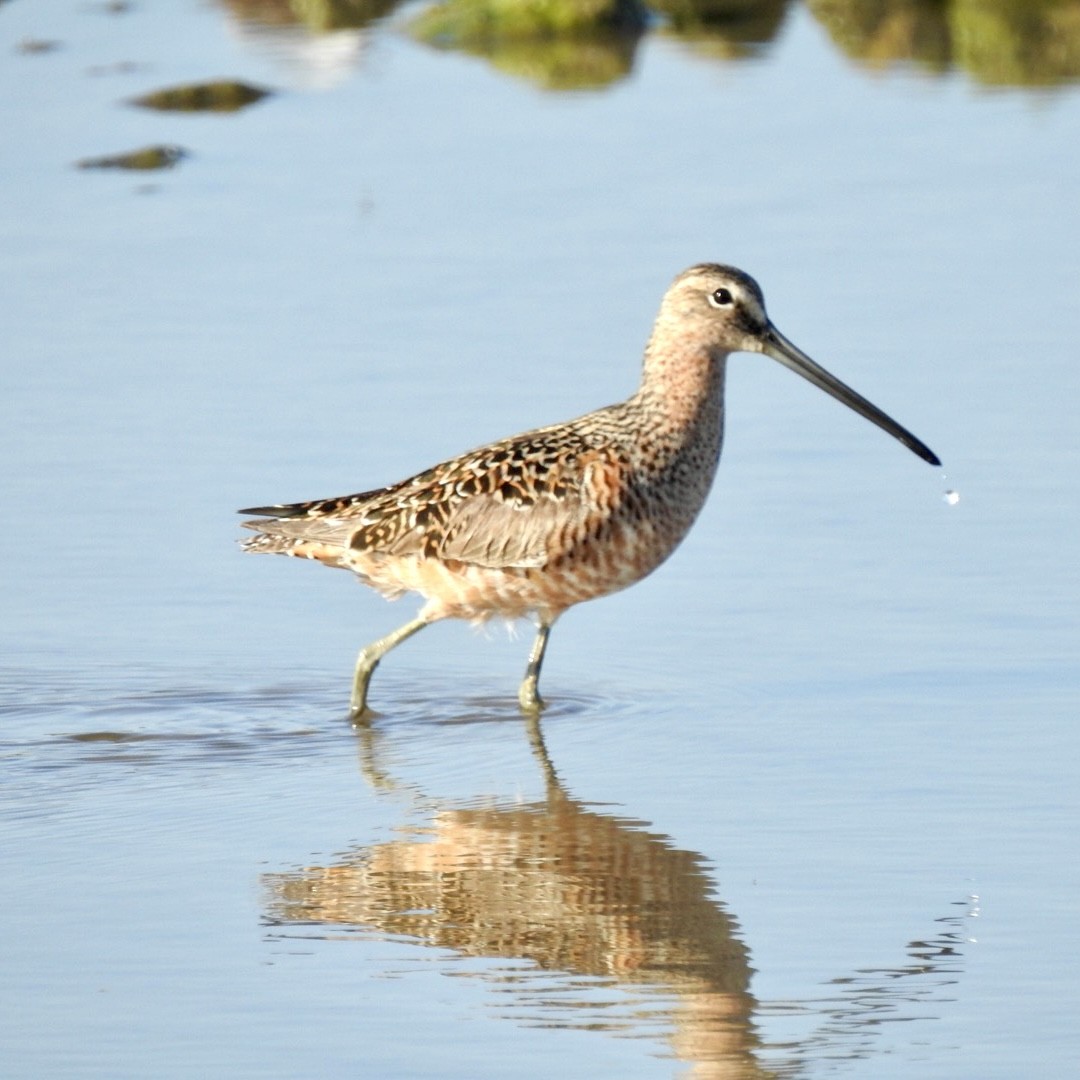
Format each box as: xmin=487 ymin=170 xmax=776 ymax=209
xmin=240 ymin=264 xmax=939 ymax=716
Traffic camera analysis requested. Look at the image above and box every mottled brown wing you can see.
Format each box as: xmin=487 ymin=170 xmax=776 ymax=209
xmin=350 ymin=443 xmax=630 ymax=570
xmin=239 ymin=481 xmax=414 ymax=552
xmin=241 ymin=417 xmax=633 ymax=570
xmin=431 ymin=491 xmax=582 ymax=568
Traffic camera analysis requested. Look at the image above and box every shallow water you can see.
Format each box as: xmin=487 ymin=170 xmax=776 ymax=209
xmin=3 ymin=0 xmax=1080 ymax=1076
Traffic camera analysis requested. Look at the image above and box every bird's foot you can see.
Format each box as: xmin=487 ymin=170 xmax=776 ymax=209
xmin=518 ymin=675 xmax=545 ymax=714
xmin=350 ymin=653 xmax=379 ymax=719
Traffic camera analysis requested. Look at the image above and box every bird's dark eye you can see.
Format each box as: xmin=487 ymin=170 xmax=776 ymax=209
xmin=709 ymin=287 xmax=734 ymax=307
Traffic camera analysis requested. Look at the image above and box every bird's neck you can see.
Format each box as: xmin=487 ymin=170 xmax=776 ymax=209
xmin=634 ymin=335 xmax=728 ymax=454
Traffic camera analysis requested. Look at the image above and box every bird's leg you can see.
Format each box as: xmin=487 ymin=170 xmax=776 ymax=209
xmin=351 ymin=612 xmax=434 ymax=719
xmin=518 ymin=618 xmax=555 ymax=713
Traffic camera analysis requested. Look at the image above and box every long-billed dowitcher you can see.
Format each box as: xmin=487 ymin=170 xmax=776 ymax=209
xmin=240 ymin=264 xmax=939 ymax=716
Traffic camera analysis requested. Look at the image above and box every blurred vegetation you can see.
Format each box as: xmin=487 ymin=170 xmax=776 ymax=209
xmin=951 ymin=0 xmax=1080 ymax=86
xmin=808 ymin=0 xmax=951 ymax=73
xmin=809 ymin=0 xmax=1080 ymax=86
xmin=16 ymin=38 xmax=63 ymax=54
xmin=412 ymin=0 xmax=647 ymax=36
xmin=130 ymin=81 xmax=273 ymax=112
xmin=409 ymin=0 xmax=646 ymax=89
xmin=220 ymin=0 xmax=398 ymax=31
xmin=650 ymin=0 xmax=787 ymax=59
xmin=211 ymin=0 xmax=1080 ymax=89
xmin=75 ymin=145 xmax=189 ymax=171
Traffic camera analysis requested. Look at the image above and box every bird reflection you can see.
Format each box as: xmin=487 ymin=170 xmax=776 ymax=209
xmin=264 ymin=716 xmax=970 ymax=1077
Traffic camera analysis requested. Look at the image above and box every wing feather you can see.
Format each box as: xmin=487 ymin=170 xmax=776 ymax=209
xmin=240 ymin=417 xmax=633 ymax=571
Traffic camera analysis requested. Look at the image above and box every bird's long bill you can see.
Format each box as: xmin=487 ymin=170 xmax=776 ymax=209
xmin=763 ymin=325 xmax=941 ymax=466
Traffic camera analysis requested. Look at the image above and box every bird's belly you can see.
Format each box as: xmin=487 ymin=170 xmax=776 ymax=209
xmin=346 ymin=516 xmax=681 ymax=622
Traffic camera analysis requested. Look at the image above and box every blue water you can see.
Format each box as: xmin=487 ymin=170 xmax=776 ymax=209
xmin=2 ymin=1 xmax=1079 ymax=1076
